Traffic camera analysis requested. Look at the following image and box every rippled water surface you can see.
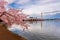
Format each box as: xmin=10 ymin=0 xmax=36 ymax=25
xmin=8 ymin=20 xmax=60 ymax=40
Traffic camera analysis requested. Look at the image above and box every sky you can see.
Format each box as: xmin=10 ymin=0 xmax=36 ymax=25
xmin=5 ymin=0 xmax=60 ymax=15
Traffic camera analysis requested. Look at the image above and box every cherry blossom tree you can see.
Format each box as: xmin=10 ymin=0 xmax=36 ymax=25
xmin=0 ymin=0 xmax=29 ymax=30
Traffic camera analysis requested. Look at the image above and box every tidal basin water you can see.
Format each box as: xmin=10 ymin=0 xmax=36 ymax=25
xmin=8 ymin=20 xmax=60 ymax=40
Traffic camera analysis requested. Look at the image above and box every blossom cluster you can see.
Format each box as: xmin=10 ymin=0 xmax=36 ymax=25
xmin=0 ymin=0 xmax=29 ymax=30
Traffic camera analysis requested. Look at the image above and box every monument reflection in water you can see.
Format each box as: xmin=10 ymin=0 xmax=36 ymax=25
xmin=8 ymin=20 xmax=60 ymax=40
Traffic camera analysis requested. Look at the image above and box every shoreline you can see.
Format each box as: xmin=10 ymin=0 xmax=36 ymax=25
xmin=23 ymin=18 xmax=60 ymax=21
xmin=0 ymin=23 xmax=26 ymax=40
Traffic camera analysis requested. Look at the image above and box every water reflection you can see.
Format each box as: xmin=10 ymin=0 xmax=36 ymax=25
xmin=8 ymin=20 xmax=60 ymax=40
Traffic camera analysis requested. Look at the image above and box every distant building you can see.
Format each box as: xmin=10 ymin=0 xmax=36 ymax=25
xmin=29 ymin=17 xmax=33 ymax=18
xmin=29 ymin=17 xmax=37 ymax=19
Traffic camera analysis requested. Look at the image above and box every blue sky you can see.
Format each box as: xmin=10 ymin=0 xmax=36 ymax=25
xmin=5 ymin=0 xmax=60 ymax=16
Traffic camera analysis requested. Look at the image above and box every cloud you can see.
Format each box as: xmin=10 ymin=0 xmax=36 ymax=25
xmin=23 ymin=2 xmax=60 ymax=15
xmin=5 ymin=0 xmax=60 ymax=15
xmin=15 ymin=0 xmax=30 ymax=4
xmin=5 ymin=0 xmax=15 ymax=3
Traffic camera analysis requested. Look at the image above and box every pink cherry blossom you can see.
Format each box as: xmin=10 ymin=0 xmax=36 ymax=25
xmin=0 ymin=0 xmax=29 ymax=30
